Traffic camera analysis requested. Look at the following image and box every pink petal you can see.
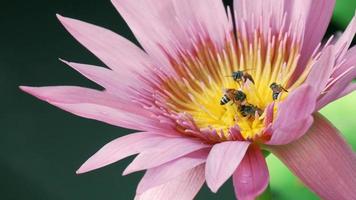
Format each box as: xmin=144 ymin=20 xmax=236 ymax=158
xmin=233 ymin=145 xmax=269 ymax=200
xmin=60 ymin=59 xmax=132 ymax=97
xmin=343 ymin=45 xmax=356 ymax=66
xmin=234 ymin=0 xmax=335 ymax=82
xmin=56 ymin=15 xmax=152 ymax=76
xmin=297 ymin=0 xmax=335 ymax=67
xmin=305 ymin=47 xmax=335 ymax=94
xmin=268 ymin=85 xmax=316 ymax=145
xmin=137 ymin=149 xmax=209 ymax=194
xmin=205 ymin=141 xmax=250 ymax=193
xmin=19 ymin=86 xmax=161 ymax=131
xmin=112 ymin=0 xmax=230 ymax=67
xmin=336 ymin=83 xmax=356 ymax=99
xmin=268 ymin=114 xmax=356 ymax=200
xmin=264 ymin=102 xmax=275 ymax=126
xmin=123 ymin=138 xmax=210 ymax=175
xmin=334 ymin=14 xmax=356 ymax=60
xmin=77 ymin=132 xmax=166 ymax=174
xmin=316 ymin=66 xmax=356 ymax=110
xmin=134 ymin=165 xmax=205 ymax=200
xmin=333 ymin=45 xmax=356 ymax=78
xmin=234 ymin=0 xmax=286 ymax=34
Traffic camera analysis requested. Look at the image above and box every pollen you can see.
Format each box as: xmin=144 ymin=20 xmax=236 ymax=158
xmin=157 ymin=22 xmax=313 ymax=142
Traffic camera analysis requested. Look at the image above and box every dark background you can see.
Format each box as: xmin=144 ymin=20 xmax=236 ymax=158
xmin=0 ymin=0 xmax=352 ymax=200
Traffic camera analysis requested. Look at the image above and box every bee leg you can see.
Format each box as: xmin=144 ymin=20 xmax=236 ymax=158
xmin=277 ymin=92 xmax=283 ymax=101
xmin=236 ymin=81 xmax=242 ymax=88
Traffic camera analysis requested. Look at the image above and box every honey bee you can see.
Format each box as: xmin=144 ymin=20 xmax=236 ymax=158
xmin=228 ymin=70 xmax=255 ymax=85
xmin=239 ymin=104 xmax=263 ymax=118
xmin=220 ymin=89 xmax=247 ymax=106
xmin=270 ymin=82 xmax=288 ymax=100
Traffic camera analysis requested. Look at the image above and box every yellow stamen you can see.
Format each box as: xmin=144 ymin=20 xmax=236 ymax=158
xmin=162 ymin=31 xmax=312 ymax=141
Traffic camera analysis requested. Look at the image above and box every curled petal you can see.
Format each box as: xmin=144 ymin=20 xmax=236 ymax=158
xmin=333 ymin=46 xmax=356 ymax=78
xmin=269 ymin=113 xmax=356 ymax=200
xmin=134 ymin=165 xmax=205 ymax=200
xmin=263 ymin=102 xmax=275 ymax=126
xmin=305 ymin=47 xmax=335 ymax=94
xmin=123 ymin=138 xmax=210 ymax=175
xmin=137 ymin=149 xmax=208 ymax=194
xmin=233 ymin=145 xmax=269 ymax=200
xmin=205 ymin=141 xmax=250 ymax=193
xmin=316 ymin=66 xmax=356 ymax=110
xmin=76 ymin=132 xmax=166 ymax=174
xmin=268 ymin=85 xmax=316 ymax=145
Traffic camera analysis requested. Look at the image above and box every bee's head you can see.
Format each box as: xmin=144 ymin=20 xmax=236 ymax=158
xmin=232 ymin=71 xmax=243 ymax=80
xmin=270 ymin=82 xmax=277 ymax=89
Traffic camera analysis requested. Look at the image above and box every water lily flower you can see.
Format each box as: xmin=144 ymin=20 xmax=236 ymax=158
xmin=21 ymin=0 xmax=356 ymax=199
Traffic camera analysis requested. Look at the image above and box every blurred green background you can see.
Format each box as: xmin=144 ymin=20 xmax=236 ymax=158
xmin=1 ymin=0 xmax=355 ymax=199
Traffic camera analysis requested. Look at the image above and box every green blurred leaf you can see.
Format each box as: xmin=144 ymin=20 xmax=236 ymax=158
xmin=257 ymin=184 xmax=272 ymax=200
xmin=333 ymin=0 xmax=356 ymax=29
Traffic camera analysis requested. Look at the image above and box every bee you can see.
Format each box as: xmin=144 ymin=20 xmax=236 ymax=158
xmin=270 ymin=82 xmax=288 ymax=100
xmin=239 ymin=104 xmax=263 ymax=118
xmin=228 ymin=70 xmax=255 ymax=85
xmin=220 ymin=89 xmax=247 ymax=106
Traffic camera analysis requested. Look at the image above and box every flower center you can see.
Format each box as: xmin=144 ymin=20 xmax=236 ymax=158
xmin=158 ymin=29 xmax=313 ymax=142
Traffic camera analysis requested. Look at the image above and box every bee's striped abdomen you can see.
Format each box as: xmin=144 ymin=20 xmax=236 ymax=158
xmin=220 ymin=95 xmax=231 ymax=105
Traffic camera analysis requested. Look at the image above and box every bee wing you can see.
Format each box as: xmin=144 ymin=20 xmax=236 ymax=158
xmin=245 ymin=74 xmax=255 ymax=84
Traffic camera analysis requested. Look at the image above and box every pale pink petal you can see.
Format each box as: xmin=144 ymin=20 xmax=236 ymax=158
xmin=135 ymin=165 xmax=205 ymax=200
xmin=19 ymin=86 xmax=162 ymax=131
xmin=234 ymin=0 xmax=334 ymax=54
xmin=336 ymin=83 xmax=356 ymax=99
xmin=269 ymin=114 xmax=356 ymax=200
xmin=316 ymin=66 xmax=356 ymax=110
xmin=234 ymin=0 xmax=335 ymax=82
xmin=170 ymin=0 xmax=230 ymax=45
xmin=123 ymin=138 xmax=210 ymax=175
xmin=77 ymin=132 xmax=166 ymax=174
xmin=205 ymin=141 xmax=250 ymax=193
xmin=233 ymin=145 xmax=269 ymax=200
xmin=334 ymin=14 xmax=356 ymax=60
xmin=56 ymin=15 xmax=152 ymax=76
xmin=137 ymin=149 xmax=209 ymax=194
xmin=268 ymin=85 xmax=316 ymax=145
xmin=60 ymin=59 xmax=132 ymax=97
xmin=305 ymin=47 xmax=335 ymax=94
xmin=234 ymin=0 xmax=286 ymax=34
xmin=333 ymin=45 xmax=356 ymax=78
xmin=112 ymin=0 xmax=230 ymax=67
xmin=344 ymin=46 xmax=356 ymax=67
xmin=297 ymin=0 xmax=335 ymax=66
